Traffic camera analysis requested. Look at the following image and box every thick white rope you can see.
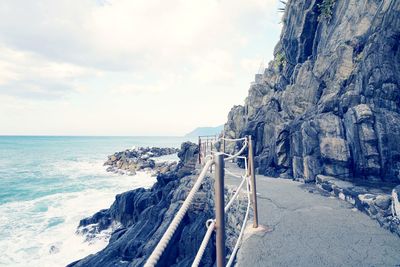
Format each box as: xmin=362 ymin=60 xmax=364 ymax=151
xmin=224 ymin=140 xmax=248 ymax=161
xmin=224 ymin=167 xmax=243 ymax=179
xmin=146 ymin=137 xmax=251 ymax=267
xmin=191 ymin=219 xmax=216 ymax=267
xmin=144 ymin=159 xmax=214 ymax=267
xmin=225 ymin=175 xmax=247 ymax=212
xmin=224 ymin=154 xmax=248 ymax=212
xmin=226 ymin=176 xmax=252 ymax=267
xmin=192 ymin=150 xmax=249 ymax=266
xmin=224 ymin=156 xmax=247 ymax=177
xmin=194 ymin=141 xmax=249 ymax=265
xmin=219 ymin=137 xmax=247 ymax=142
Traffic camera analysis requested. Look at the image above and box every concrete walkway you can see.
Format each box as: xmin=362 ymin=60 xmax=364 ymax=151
xmin=222 ymin=164 xmax=400 ymax=267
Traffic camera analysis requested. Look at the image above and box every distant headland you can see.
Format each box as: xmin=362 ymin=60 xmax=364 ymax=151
xmin=184 ymin=125 xmax=223 ymax=137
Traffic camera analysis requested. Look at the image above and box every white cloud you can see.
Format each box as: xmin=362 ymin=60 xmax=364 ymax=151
xmin=0 ymin=0 xmax=280 ymax=70
xmin=189 ymin=49 xmax=235 ymax=85
xmin=112 ymin=84 xmax=164 ymax=95
xmin=0 ymin=0 xmax=282 ymax=134
xmin=0 ymin=45 xmax=100 ymax=98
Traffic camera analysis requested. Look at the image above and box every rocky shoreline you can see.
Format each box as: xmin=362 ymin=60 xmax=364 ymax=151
xmin=67 ymin=0 xmax=400 ymax=265
xmin=104 ymin=147 xmax=179 ymax=176
xmin=69 ymin=142 xmax=247 ymax=267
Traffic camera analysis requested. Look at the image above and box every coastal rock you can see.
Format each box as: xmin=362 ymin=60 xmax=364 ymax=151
xmin=71 ymin=142 xmax=208 ymax=267
xmin=223 ymin=0 xmax=400 ymax=186
xmin=374 ymin=195 xmax=392 ymax=210
xmin=71 ymin=141 xmax=248 ymax=267
xmin=104 ymin=146 xmax=179 ymax=175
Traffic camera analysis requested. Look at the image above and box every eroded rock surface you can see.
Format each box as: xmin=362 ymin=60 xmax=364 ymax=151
xmin=70 ymin=142 xmax=211 ymax=267
xmin=224 ymin=0 xmax=400 ymax=185
xmin=70 ymin=142 xmax=247 ymax=267
xmin=104 ymin=147 xmax=179 ymax=175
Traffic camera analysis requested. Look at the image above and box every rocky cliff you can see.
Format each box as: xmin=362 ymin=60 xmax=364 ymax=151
xmin=69 ymin=142 xmax=245 ymax=266
xmin=224 ymin=0 xmax=400 ymax=184
xmin=68 ymin=142 xmax=218 ymax=267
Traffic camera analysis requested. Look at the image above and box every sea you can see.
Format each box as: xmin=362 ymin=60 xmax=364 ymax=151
xmin=0 ymin=136 xmax=195 ymax=267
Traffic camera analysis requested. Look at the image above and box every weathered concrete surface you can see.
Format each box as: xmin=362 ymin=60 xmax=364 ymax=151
xmin=235 ymin=175 xmax=400 ymax=267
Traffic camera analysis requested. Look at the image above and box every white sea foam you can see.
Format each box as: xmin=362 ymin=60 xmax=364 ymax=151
xmin=41 ymin=159 xmax=109 ymax=179
xmin=0 ymin=161 xmax=156 ymax=267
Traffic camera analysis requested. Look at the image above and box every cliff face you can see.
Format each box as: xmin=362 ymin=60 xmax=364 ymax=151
xmin=225 ymin=0 xmax=400 ymax=183
xmin=69 ymin=142 xmax=217 ymax=267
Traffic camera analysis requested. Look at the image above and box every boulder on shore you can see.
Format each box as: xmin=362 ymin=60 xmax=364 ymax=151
xmin=104 ymin=146 xmax=179 ymax=175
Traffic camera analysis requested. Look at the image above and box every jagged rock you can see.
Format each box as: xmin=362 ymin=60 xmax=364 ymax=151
xmin=70 ymin=142 xmax=216 ymax=267
xmin=70 ymin=141 xmax=248 ymax=267
xmin=104 ymin=147 xmax=179 ymax=175
xmin=223 ymin=105 xmax=246 ymax=154
xmin=223 ymin=0 xmax=400 ymax=185
xmin=374 ymin=195 xmax=392 ymax=210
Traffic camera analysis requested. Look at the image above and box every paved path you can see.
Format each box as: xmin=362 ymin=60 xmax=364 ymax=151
xmin=222 ymin=163 xmax=400 ymax=267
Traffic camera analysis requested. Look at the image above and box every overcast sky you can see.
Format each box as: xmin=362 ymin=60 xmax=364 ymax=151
xmin=0 ymin=0 xmax=282 ymax=136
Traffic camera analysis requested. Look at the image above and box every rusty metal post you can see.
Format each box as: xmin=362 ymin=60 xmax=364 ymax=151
xmin=214 ymin=153 xmax=225 ymax=267
xmin=248 ymin=135 xmax=259 ymax=228
xmin=210 ymin=140 xmax=213 ymax=173
xmin=198 ymin=137 xmax=202 ymax=164
xmin=223 ymin=135 xmax=226 ymax=154
xmin=205 ymin=139 xmax=208 ymax=157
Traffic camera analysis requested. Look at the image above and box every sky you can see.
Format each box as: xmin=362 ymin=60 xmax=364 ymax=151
xmin=0 ymin=0 xmax=282 ymax=136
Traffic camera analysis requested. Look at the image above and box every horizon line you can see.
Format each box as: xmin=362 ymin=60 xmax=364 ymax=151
xmin=0 ymin=134 xmax=192 ymax=137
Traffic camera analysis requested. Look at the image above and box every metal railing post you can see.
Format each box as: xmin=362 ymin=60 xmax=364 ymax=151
xmin=248 ymin=135 xmax=259 ymax=228
xmin=214 ymin=153 xmax=226 ymax=267
xmin=223 ymin=135 xmax=226 ymax=154
xmin=198 ymin=137 xmax=202 ymax=164
xmin=205 ymin=138 xmax=208 ymax=156
xmin=210 ymin=140 xmax=213 ymax=173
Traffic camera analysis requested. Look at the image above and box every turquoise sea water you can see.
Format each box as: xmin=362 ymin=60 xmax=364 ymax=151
xmin=0 ymin=136 xmax=194 ymax=267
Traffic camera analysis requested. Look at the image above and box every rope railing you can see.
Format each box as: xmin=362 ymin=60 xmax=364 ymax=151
xmin=219 ymin=137 xmax=247 ymax=142
xmin=192 ymin=219 xmax=216 ymax=267
xmin=226 ymin=176 xmax=251 ymax=267
xmin=224 ymin=175 xmax=247 ymax=213
xmin=198 ymin=135 xmax=249 ymax=165
xmin=224 ymin=167 xmax=244 ymax=179
xmin=145 ymin=135 xmax=259 ymax=267
xmin=192 ymin=142 xmax=250 ymax=267
xmin=222 ymin=140 xmax=247 ymax=162
xmin=144 ymin=159 xmax=214 ymax=267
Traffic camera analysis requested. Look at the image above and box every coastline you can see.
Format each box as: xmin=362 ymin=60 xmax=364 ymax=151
xmin=69 ymin=142 xmax=249 ymax=267
xmin=0 ymin=136 xmax=191 ymax=266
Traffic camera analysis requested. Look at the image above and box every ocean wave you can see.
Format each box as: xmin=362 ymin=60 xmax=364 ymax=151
xmin=0 ymin=170 xmax=156 ymax=267
xmin=40 ymin=158 xmax=109 ymax=179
